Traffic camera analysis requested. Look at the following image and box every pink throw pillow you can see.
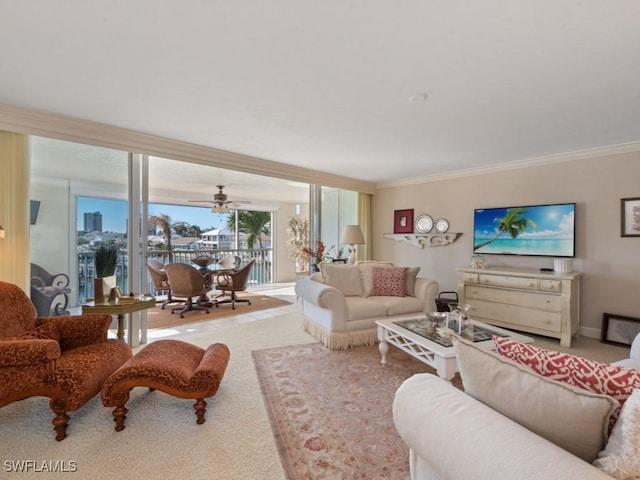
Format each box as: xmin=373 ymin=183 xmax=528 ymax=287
xmin=371 ymin=267 xmax=407 ymax=297
xmin=494 ymin=336 xmax=640 ymax=430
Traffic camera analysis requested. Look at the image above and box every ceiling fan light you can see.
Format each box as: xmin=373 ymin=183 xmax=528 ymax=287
xmin=212 ymin=205 xmax=229 ymax=214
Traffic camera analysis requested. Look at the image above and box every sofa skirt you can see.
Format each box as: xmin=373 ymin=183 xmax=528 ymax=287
xmin=302 ymin=318 xmax=378 ymax=350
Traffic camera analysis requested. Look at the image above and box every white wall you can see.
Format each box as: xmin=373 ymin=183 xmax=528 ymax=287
xmin=372 ymin=150 xmax=640 ymax=338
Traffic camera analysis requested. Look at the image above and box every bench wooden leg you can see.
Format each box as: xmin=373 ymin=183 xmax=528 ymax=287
xmin=194 ymin=398 xmax=207 ymax=424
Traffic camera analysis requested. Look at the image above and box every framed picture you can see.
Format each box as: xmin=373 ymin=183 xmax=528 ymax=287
xmin=601 ymin=312 xmax=640 ymax=347
xmin=394 ymin=209 xmax=414 ymax=234
xmin=621 ymin=197 xmax=640 ymax=237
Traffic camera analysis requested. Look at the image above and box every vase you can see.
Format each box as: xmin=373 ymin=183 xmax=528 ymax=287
xmin=94 ymin=275 xmax=117 ymax=303
xmin=310 ymin=264 xmax=320 ymax=273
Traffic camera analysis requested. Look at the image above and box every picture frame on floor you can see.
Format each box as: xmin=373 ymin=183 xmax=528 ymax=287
xmin=601 ymin=312 xmax=640 ymax=347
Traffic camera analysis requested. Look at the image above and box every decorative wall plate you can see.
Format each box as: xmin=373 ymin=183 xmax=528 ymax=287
xmin=415 ymin=214 xmax=433 ymax=234
xmin=434 ymin=218 xmax=449 ymax=233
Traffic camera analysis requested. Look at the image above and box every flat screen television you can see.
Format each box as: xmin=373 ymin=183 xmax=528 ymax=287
xmin=473 ymin=203 xmax=576 ymax=258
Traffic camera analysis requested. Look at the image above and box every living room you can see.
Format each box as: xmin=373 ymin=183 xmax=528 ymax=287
xmin=1 ymin=2 xmax=640 ymax=479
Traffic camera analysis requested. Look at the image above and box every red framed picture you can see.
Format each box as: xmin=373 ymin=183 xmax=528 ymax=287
xmin=394 ymin=209 xmax=414 ymax=234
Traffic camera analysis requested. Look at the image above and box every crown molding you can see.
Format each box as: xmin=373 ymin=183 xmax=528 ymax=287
xmin=0 ymin=102 xmax=376 ymax=195
xmin=376 ymin=141 xmax=640 ymax=189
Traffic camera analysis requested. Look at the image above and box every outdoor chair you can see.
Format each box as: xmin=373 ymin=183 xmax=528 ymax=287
xmin=0 ymin=281 xmax=132 ymax=441
xmin=214 ymin=260 xmax=255 ymax=310
xmin=30 ymin=263 xmax=72 ymax=317
xmin=164 ymin=263 xmax=211 ymax=318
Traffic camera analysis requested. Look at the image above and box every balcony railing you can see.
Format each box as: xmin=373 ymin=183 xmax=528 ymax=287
xmin=77 ymin=248 xmax=272 ymax=302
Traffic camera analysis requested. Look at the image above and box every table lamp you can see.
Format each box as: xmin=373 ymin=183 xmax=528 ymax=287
xmin=341 ymin=225 xmax=365 ymax=263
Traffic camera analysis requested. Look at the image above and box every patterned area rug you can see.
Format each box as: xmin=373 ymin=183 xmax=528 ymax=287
xmin=253 ymin=343 xmax=463 ymax=479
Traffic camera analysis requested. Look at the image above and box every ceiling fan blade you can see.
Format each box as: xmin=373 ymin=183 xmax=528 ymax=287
xmin=188 ymin=200 xmax=215 ymax=203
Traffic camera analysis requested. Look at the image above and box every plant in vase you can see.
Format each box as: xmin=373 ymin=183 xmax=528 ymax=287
xmin=303 ymin=241 xmax=326 ymax=273
xmin=94 ymin=245 xmax=118 ymax=303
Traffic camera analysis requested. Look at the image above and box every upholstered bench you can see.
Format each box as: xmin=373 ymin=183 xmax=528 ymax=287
xmin=101 ymin=339 xmax=230 ymax=431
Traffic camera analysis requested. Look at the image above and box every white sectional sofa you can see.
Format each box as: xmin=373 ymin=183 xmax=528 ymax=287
xmin=295 ymin=261 xmax=439 ymax=349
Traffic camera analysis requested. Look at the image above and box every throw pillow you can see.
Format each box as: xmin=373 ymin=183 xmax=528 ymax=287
xmin=494 ymin=336 xmax=640 ymax=430
xmin=371 ymin=267 xmax=407 ymax=297
xmin=18 ymin=322 xmax=60 ymax=343
xmin=593 ymin=388 xmax=640 ymax=479
xmin=453 ymin=335 xmax=619 ymax=463
xmin=405 ymin=266 xmax=421 ymax=297
xmin=320 ymin=263 xmax=363 ymax=297
xmin=357 ymin=261 xmax=394 ymax=297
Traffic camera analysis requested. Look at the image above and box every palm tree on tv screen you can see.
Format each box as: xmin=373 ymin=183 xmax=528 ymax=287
xmin=473 ymin=207 xmax=537 ymax=252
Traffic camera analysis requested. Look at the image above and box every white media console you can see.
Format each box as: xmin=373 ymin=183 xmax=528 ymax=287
xmin=457 ymin=266 xmax=582 ymax=347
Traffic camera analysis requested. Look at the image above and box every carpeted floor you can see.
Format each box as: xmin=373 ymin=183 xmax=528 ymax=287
xmin=146 ymin=293 xmax=291 ymax=329
xmin=253 ymin=342 xmax=462 ymax=480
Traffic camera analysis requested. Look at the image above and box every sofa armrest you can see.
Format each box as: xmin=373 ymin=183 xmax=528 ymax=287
xmin=38 ymin=314 xmax=112 ymax=351
xmin=0 ymin=339 xmax=60 ymax=367
xmin=295 ymin=277 xmax=350 ymax=330
xmin=413 ymin=277 xmax=439 ymax=312
xmin=393 ymin=374 xmax=612 ymax=480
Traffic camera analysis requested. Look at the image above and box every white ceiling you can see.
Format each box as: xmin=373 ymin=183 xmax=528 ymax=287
xmin=3 ymin=1 xmax=640 ymax=186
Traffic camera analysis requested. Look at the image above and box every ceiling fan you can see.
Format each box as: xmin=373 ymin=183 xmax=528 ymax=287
xmin=189 ymin=185 xmax=250 ymax=213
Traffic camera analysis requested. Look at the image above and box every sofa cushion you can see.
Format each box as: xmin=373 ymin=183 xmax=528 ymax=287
xmin=371 ymin=267 xmax=407 ymax=297
xmin=369 ymin=295 xmax=424 ymax=316
xmin=593 ymin=388 xmax=640 ymax=479
xmin=357 ymin=261 xmax=394 ymax=297
xmin=344 ymin=296 xmax=388 ymax=320
xmin=494 ymin=337 xmax=640 ymax=431
xmin=319 ymin=263 xmax=363 ymax=296
xmin=453 ymin=335 xmax=619 ymax=463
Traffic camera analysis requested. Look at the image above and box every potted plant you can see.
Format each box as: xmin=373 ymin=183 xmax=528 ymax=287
xmin=94 ymin=245 xmax=118 ymax=303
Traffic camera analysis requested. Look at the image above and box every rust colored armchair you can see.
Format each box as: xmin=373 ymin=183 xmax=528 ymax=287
xmin=0 ymin=281 xmax=132 ymax=440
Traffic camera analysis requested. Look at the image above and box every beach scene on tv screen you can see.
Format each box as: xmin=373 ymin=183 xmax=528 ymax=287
xmin=473 ymin=204 xmax=575 ymax=257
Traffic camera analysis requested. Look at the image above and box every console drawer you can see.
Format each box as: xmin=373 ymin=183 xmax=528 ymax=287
xmin=466 ymin=286 xmax=561 ymax=311
xmin=469 ymin=299 xmax=561 ymax=333
xmin=478 ymin=274 xmax=538 ymax=291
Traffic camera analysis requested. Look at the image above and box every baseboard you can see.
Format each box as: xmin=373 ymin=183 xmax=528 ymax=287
xmin=580 ymin=326 xmax=601 ymax=340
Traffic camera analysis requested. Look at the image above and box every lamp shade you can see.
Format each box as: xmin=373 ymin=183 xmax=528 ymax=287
xmin=341 ymin=225 xmax=365 ymax=245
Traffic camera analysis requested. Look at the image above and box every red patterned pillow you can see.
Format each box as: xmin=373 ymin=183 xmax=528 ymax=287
xmin=371 ymin=267 xmax=407 ymax=297
xmin=494 ymin=336 xmax=640 ymax=430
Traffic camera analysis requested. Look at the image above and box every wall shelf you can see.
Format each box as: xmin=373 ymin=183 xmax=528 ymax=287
xmin=383 ymin=233 xmax=462 ymax=248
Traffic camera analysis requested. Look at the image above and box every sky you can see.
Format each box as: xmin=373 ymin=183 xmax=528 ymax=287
xmin=77 ymin=197 xmax=230 ymax=233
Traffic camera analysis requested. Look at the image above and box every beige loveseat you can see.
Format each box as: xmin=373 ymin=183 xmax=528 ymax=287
xmin=393 ymin=336 xmax=639 ymax=480
xmin=295 ymin=261 xmax=439 ymax=350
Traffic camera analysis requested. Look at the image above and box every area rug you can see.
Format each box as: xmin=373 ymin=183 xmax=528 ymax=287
xmin=146 ymin=293 xmax=291 ymax=329
xmin=253 ymin=343 xmax=463 ymax=479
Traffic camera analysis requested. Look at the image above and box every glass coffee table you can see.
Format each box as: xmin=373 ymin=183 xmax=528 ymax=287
xmin=375 ymin=314 xmax=533 ymax=380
